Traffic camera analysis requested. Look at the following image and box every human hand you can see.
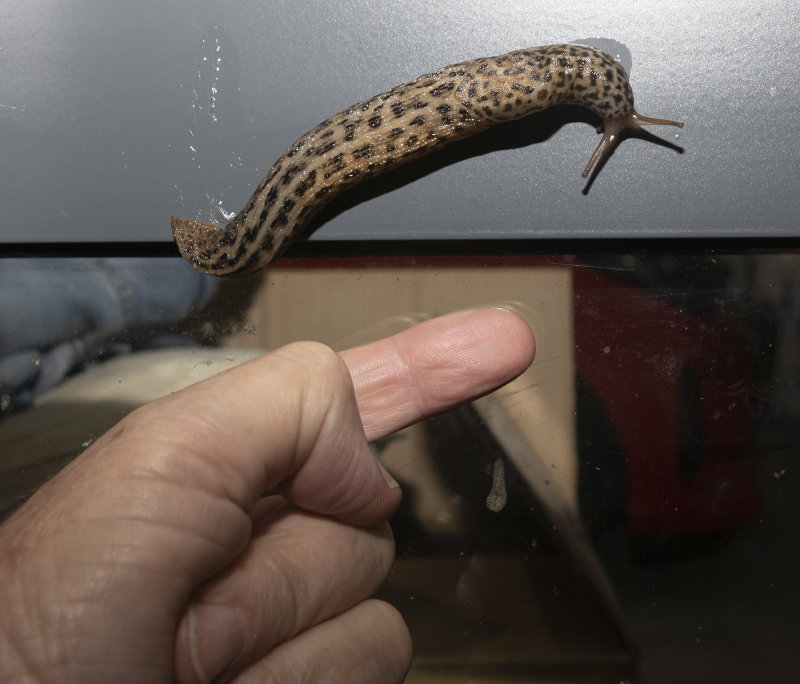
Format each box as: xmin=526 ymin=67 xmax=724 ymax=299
xmin=0 ymin=307 xmax=535 ymax=682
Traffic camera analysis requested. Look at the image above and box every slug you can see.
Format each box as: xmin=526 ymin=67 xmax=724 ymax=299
xmin=172 ymin=44 xmax=683 ymax=276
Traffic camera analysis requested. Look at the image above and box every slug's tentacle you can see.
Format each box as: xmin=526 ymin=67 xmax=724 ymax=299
xmin=172 ymin=44 xmax=683 ymax=276
xmin=582 ymin=111 xmax=683 ymax=178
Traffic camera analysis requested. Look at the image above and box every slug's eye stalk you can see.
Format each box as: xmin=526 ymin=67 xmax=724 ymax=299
xmin=582 ymin=110 xmax=684 ymax=178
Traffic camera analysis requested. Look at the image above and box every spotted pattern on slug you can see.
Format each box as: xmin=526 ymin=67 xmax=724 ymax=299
xmin=172 ymin=44 xmax=682 ymax=276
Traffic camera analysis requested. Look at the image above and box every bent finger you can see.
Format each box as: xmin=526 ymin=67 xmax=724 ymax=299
xmin=174 ymin=506 xmax=395 ymax=682
xmin=233 ymin=600 xmax=411 ymax=684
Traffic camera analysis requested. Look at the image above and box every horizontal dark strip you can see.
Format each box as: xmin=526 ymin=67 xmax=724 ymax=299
xmin=1 ymin=237 xmax=799 ymax=261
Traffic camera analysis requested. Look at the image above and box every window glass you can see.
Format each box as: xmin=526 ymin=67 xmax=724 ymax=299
xmin=1 ymin=251 xmax=795 ymax=682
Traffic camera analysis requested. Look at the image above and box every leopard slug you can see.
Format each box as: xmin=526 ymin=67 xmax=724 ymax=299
xmin=172 ymin=44 xmax=683 ymax=276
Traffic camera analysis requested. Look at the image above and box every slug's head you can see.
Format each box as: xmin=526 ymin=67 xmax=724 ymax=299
xmin=582 ymin=111 xmax=684 ymax=178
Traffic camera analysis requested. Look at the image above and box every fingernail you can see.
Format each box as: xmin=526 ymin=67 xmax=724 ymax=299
xmin=182 ymin=603 xmax=247 ymax=683
xmin=487 ymin=301 xmax=530 ymax=317
xmin=378 ymin=462 xmax=400 ymax=489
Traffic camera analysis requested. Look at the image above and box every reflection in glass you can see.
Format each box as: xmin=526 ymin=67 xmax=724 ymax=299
xmin=0 ymin=251 xmax=796 ymax=682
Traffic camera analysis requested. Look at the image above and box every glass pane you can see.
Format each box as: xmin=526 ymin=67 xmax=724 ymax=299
xmin=0 ymin=251 xmax=795 ymax=682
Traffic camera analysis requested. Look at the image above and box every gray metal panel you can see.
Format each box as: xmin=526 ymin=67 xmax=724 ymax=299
xmin=1 ymin=0 xmax=797 ymax=243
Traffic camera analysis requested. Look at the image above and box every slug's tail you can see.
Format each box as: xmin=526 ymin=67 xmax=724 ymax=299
xmin=171 ymin=216 xmax=229 ymax=275
xmin=582 ymin=111 xmax=684 ymax=178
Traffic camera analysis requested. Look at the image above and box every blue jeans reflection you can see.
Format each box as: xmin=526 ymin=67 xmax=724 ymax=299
xmin=0 ymin=258 xmax=216 ymax=415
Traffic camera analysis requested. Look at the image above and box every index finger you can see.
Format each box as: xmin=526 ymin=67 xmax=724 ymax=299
xmin=341 ymin=307 xmax=535 ymax=441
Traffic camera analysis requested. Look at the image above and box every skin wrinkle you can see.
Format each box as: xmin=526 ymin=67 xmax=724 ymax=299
xmin=236 ymin=600 xmax=410 ymax=683
xmin=267 ymin=343 xmax=326 ymax=477
xmin=349 ymin=310 xmax=534 ymax=439
xmin=260 ymin=541 xmax=306 ymax=641
xmin=351 ymin=373 xmax=411 ymax=441
xmin=107 ymin=473 xmax=251 ymax=554
xmin=265 ymin=344 xmax=398 ymax=526
xmin=91 ymin=510 xmax=243 ymax=575
xmin=10 ymin=551 xmax=173 ymax=682
xmin=131 ymin=422 xmax=257 ymax=511
xmin=386 ymin=331 xmax=433 ymax=417
xmin=184 ymin=511 xmax=394 ymax=679
xmin=62 ymin=469 xmax=252 ymax=604
xmin=263 ymin=343 xmax=386 ymax=521
xmin=1 ymin=528 xmax=68 ymax=674
xmin=7 ymin=475 xmax=217 ymax=643
xmin=278 ymin=518 xmax=388 ymax=631
xmin=88 ymin=405 xmax=258 ymax=519
xmin=1 ymin=571 xmax=58 ymax=681
xmin=344 ymin=337 xmax=429 ymax=441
